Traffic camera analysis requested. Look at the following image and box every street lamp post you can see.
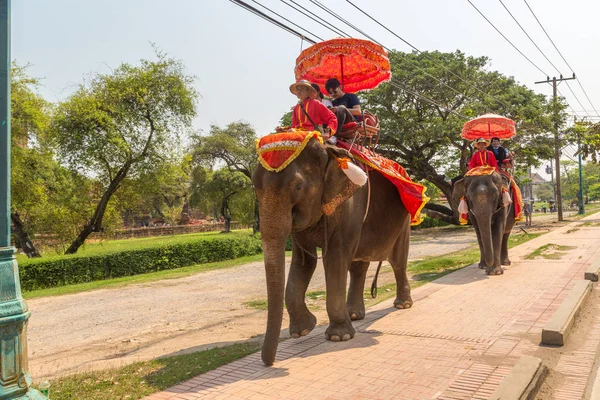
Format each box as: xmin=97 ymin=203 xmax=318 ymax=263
xmin=0 ymin=1 xmax=45 ymax=398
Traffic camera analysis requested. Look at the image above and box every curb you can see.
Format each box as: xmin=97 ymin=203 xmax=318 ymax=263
xmin=585 ymin=259 xmax=600 ymax=282
xmin=541 ymin=279 xmax=593 ymax=346
xmin=488 ymin=356 xmax=547 ymax=400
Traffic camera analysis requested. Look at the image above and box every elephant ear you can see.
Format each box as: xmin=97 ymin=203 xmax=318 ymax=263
xmin=321 ymin=146 xmax=363 ymax=216
xmin=452 ymin=178 xmax=468 ymax=206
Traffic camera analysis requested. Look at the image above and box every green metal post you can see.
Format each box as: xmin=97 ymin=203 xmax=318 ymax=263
xmin=0 ymin=1 xmax=45 ymax=398
xmin=578 ymin=144 xmax=585 ymax=215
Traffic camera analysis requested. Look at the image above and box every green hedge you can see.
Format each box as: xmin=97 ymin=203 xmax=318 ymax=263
xmin=411 ymin=216 xmax=450 ymax=230
xmin=19 ymin=236 xmax=263 ymax=291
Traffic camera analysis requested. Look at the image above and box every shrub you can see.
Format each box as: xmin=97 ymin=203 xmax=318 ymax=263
xmin=19 ymin=236 xmax=263 ymax=291
xmin=411 ymin=216 xmax=450 ymax=230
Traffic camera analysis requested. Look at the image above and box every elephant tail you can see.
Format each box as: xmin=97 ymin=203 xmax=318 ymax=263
xmin=370 ymin=261 xmax=384 ymax=298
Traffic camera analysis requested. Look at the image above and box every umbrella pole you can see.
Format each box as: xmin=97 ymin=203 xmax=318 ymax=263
xmin=340 ymin=54 xmax=344 ymax=87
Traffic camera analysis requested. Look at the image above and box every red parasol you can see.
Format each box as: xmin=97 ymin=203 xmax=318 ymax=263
xmin=294 ymin=38 xmax=391 ymax=95
xmin=461 ymin=113 xmax=516 ymax=140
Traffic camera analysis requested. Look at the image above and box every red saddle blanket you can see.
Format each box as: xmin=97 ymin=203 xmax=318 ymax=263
xmin=335 ymin=141 xmax=429 ymax=225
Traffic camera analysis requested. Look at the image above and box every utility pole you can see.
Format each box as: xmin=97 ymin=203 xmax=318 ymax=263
xmin=535 ymin=74 xmax=576 ymax=221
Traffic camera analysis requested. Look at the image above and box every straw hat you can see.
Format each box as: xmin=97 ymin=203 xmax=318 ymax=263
xmin=290 ymin=80 xmax=317 ymax=95
xmin=474 ymin=137 xmax=490 ymax=146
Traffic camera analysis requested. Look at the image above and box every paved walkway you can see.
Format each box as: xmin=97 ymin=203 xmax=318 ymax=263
xmin=145 ymin=214 xmax=600 ymax=400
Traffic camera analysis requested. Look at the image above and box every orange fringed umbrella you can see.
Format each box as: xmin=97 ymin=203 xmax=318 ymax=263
xmin=294 ymin=38 xmax=391 ymax=95
xmin=461 ymin=113 xmax=516 ymax=140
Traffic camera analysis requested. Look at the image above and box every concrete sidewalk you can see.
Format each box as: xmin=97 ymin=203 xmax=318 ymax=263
xmin=145 ymin=214 xmax=600 ymax=400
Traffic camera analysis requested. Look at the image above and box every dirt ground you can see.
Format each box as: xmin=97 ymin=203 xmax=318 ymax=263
xmin=27 ymin=227 xmax=477 ymax=379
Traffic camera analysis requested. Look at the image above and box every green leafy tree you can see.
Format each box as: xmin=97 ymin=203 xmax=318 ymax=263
xmin=192 ymin=122 xmax=259 ymax=232
xmin=50 ymin=53 xmax=198 ymax=253
xmin=360 ymin=50 xmax=559 ymax=222
xmin=9 ymin=64 xmax=96 ymax=256
xmin=189 ymin=167 xmax=250 ymax=232
xmin=118 ymin=154 xmax=193 ymax=224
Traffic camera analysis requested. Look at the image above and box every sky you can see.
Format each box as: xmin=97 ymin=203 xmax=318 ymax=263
xmin=11 ymin=0 xmax=600 ymax=174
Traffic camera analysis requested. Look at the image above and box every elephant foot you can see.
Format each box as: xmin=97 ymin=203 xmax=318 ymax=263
xmin=501 ymin=258 xmax=511 ymax=266
xmin=346 ymin=303 xmax=365 ymax=321
xmin=486 ymin=266 xmax=504 ymax=276
xmin=394 ymin=296 xmax=413 ymax=309
xmin=289 ymin=312 xmax=317 ymax=339
xmin=478 ymin=261 xmax=487 ymax=269
xmin=325 ymin=319 xmax=355 ymax=342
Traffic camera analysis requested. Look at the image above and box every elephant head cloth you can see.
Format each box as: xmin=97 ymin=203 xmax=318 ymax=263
xmin=256 ymin=130 xmax=323 ymax=172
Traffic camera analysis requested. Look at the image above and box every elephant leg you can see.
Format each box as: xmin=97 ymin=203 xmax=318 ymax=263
xmin=486 ymin=212 xmax=505 ymax=276
xmin=323 ymin=243 xmax=356 ymax=342
xmin=285 ymin=240 xmax=318 ymax=338
xmin=472 ymin=218 xmax=486 ymax=269
xmin=347 ymin=261 xmax=369 ymax=321
xmin=502 ymin=206 xmax=515 ymax=266
xmin=389 ymin=231 xmax=412 ymax=309
xmin=500 ymin=232 xmax=511 ymax=265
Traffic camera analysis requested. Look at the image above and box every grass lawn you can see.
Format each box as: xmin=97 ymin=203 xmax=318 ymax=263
xmin=39 ymin=342 xmax=260 ymax=400
xmin=17 ymin=229 xmax=253 ymax=263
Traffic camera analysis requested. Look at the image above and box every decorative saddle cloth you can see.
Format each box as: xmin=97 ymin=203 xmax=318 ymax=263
xmin=335 ymin=141 xmax=429 ymax=226
xmin=256 ymin=130 xmax=429 ymax=226
xmin=256 ymin=129 xmax=322 ymax=172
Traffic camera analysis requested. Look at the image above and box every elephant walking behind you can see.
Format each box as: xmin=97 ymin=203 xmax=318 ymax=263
xmin=452 ymin=173 xmax=516 ymax=276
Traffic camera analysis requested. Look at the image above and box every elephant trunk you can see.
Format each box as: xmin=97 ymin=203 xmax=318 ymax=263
xmin=260 ymin=210 xmax=292 ymax=366
xmin=476 ymin=212 xmax=495 ymax=267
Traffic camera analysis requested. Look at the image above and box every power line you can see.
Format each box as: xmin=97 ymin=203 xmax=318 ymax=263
xmin=279 ymin=0 xmax=350 ymax=38
xmin=523 ymin=0 xmax=600 ymax=118
xmin=232 ymin=0 xmax=469 ymax=120
xmin=307 ymin=0 xmax=493 ymax=112
xmin=498 ymin=0 xmax=561 ymax=74
xmin=466 ymin=0 xmax=548 ymax=76
xmin=346 ymin=0 xmax=513 ymax=109
xmin=499 ymin=0 xmax=590 ymax=118
xmin=247 ymin=0 xmax=325 ymax=42
xmin=228 ymin=0 xmax=318 ymax=44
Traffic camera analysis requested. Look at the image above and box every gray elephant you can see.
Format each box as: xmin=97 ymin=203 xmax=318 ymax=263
xmin=252 ymin=138 xmax=423 ymax=366
xmin=452 ymin=173 xmax=516 ymax=275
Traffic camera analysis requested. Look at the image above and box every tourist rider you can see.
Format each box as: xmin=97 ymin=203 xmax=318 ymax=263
xmin=487 ymin=137 xmax=509 ymax=165
xmin=325 ymin=78 xmax=361 ymax=137
xmin=289 ymin=80 xmax=338 ymax=137
xmin=468 ymin=138 xmax=499 ymax=170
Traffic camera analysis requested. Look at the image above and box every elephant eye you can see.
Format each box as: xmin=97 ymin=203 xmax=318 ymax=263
xmin=295 ymin=183 xmax=303 ymax=191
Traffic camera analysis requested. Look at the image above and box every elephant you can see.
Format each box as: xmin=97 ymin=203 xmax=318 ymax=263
xmin=452 ymin=173 xmax=516 ymax=276
xmin=252 ymin=139 xmax=413 ymax=366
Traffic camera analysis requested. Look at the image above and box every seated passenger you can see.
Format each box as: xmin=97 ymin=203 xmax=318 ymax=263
xmin=325 ymin=78 xmax=361 ymax=118
xmin=468 ymin=138 xmax=499 ymax=170
xmin=289 ymin=80 xmax=338 ymax=137
xmin=487 ymin=137 xmax=509 ymax=165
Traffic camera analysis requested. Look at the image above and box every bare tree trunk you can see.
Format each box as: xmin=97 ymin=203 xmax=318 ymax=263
xmin=65 ymin=162 xmax=131 ymax=254
xmin=10 ymin=212 xmax=41 ymax=258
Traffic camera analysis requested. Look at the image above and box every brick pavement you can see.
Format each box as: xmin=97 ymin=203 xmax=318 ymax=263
xmin=145 ymin=214 xmax=600 ymax=400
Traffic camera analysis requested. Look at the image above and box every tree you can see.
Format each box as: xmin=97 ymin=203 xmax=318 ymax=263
xmin=118 ymin=154 xmax=193 ymax=224
xmin=192 ymin=122 xmax=259 ymax=232
xmin=10 ymin=62 xmax=50 ymax=256
xmin=50 ymin=53 xmax=198 ymax=253
xmin=189 ymin=167 xmax=250 ymax=232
